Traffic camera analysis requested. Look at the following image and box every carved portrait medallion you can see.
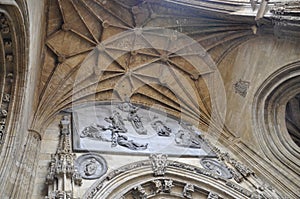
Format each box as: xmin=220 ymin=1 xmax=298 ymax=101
xmin=75 ymin=154 xmax=107 ymax=179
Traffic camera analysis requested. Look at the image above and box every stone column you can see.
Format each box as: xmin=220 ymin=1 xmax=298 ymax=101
xmin=10 ymin=130 xmax=41 ymax=199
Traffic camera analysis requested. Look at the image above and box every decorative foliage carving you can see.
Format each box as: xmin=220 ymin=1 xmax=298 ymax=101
xmin=0 ymin=108 xmax=7 ymax=118
xmin=202 ymin=138 xmax=255 ymax=183
xmin=2 ymin=94 xmax=10 ymax=102
xmin=106 ymin=161 xmax=150 ymax=180
xmin=149 ymin=154 xmax=168 ymax=176
xmin=219 ymin=152 xmax=254 ymax=179
xmin=45 ymin=116 xmax=82 ymax=199
xmin=225 ymin=181 xmax=252 ymax=197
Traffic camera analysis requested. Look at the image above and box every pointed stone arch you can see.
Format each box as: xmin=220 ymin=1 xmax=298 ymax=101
xmin=83 ymin=159 xmax=253 ymax=199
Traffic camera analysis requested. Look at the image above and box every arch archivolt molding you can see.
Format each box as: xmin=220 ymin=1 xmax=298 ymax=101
xmin=0 ymin=9 xmax=17 ymax=150
xmin=83 ymin=155 xmax=281 ymax=199
xmin=253 ymin=61 xmax=300 ymax=175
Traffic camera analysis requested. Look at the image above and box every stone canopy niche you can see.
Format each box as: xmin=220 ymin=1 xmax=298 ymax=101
xmin=72 ymin=102 xmax=213 ymax=156
xmin=285 ymin=93 xmax=300 ymax=147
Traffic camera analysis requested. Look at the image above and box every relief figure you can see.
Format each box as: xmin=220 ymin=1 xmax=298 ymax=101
xmin=105 ymin=110 xmax=127 ymax=133
xmin=175 ymin=130 xmax=201 ymax=148
xmin=128 ymin=107 xmax=147 ymax=134
xmin=117 ymin=134 xmax=148 ymax=150
xmin=151 ymin=120 xmax=172 ymax=136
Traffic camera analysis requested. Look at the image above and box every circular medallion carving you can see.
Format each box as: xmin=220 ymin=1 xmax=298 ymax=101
xmin=200 ymin=158 xmax=232 ymax=179
xmin=75 ymin=154 xmax=107 ymax=179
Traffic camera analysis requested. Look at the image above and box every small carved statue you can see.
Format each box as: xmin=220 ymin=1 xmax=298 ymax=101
xmin=152 ymin=179 xmax=163 ymax=194
xmin=163 ymin=179 xmax=174 ymax=193
xmin=183 ymin=183 xmax=194 ymax=199
xmin=132 ymin=185 xmax=147 ymax=199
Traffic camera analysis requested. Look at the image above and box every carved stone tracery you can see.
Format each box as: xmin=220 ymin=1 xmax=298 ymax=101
xmin=45 ymin=116 xmax=82 ymax=199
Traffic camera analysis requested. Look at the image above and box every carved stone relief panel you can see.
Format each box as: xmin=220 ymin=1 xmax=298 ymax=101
xmin=233 ymin=79 xmax=250 ymax=97
xmin=72 ymin=103 xmax=213 ymax=156
xmin=75 ymin=154 xmax=107 ymax=180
